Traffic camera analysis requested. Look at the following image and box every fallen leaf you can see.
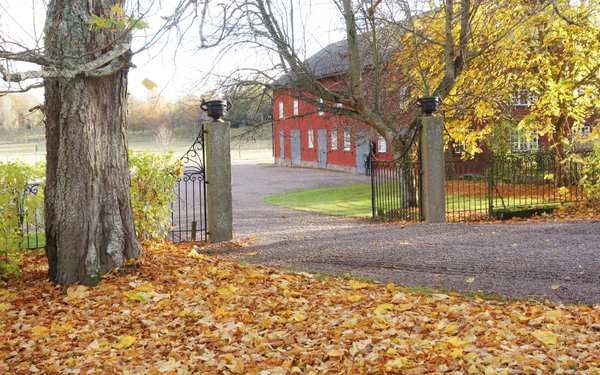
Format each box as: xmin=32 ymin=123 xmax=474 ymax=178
xmin=291 ymin=312 xmax=307 ymax=322
xmin=465 ymin=277 xmax=475 ymax=283
xmin=349 ymin=280 xmax=372 ymax=290
xmin=31 ymin=326 xmax=50 ymax=339
xmin=532 ymin=330 xmax=559 ymax=346
xmin=385 ymin=357 xmax=409 ymax=370
xmin=327 ymin=349 xmax=344 ymax=357
xmin=374 ymin=303 xmax=395 ymax=315
xmin=64 ymin=285 xmax=89 ymax=302
xmin=115 ymin=335 xmax=136 ymax=349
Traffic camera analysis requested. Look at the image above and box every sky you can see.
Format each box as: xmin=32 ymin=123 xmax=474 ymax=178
xmin=0 ymin=0 xmax=346 ymax=102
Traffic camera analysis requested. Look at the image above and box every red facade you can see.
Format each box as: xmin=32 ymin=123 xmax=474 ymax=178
xmin=273 ymin=90 xmax=392 ymax=174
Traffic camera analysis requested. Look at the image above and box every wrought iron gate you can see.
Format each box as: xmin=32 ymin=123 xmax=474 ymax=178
xmin=170 ymin=124 xmax=208 ymax=243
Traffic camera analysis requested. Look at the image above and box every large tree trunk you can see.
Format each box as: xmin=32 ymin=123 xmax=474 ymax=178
xmin=44 ymin=0 xmax=141 ymax=285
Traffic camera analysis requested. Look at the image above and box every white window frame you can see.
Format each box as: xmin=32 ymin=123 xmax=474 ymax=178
xmin=511 ymin=130 xmax=539 ymax=152
xmin=278 ymin=101 xmax=284 ymax=119
xmin=293 ymin=97 xmax=299 ymax=116
xmin=331 ymin=129 xmax=338 ymax=150
xmin=511 ymin=89 xmax=537 ymax=107
xmin=582 ymin=123 xmax=593 ymax=137
xmin=343 ymin=129 xmax=352 ymax=151
xmin=377 ymin=136 xmax=387 ymax=153
xmin=308 ymin=128 xmax=314 ymax=149
xmin=318 ymin=98 xmax=324 ymax=116
xmin=335 ymin=102 xmax=343 ymax=108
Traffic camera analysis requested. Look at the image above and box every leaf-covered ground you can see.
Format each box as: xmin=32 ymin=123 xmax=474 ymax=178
xmin=1 ymin=242 xmax=600 ymax=374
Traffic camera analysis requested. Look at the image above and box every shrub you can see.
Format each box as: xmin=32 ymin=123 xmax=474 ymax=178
xmin=129 ymin=152 xmax=182 ymax=240
xmin=0 ymin=161 xmax=45 ymax=279
xmin=581 ymin=143 xmax=600 ymax=205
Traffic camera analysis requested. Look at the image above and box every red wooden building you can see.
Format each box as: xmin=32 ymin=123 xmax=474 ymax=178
xmin=273 ymin=42 xmax=595 ymax=174
xmin=273 ymin=40 xmax=394 ymax=175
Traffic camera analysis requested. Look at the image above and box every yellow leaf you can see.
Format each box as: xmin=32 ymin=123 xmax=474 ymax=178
xmin=396 ymin=303 xmax=413 ymax=312
xmin=217 ymin=284 xmax=237 ymax=297
xmin=124 ymin=291 xmax=149 ymax=302
xmin=349 ymin=280 xmax=372 ymax=290
xmin=347 ymin=294 xmax=364 ymax=303
xmin=545 ymin=310 xmax=564 ymax=320
xmin=465 ymin=277 xmax=475 ymax=284
xmin=532 ymin=330 xmax=559 ymax=346
xmin=445 ymin=336 xmax=465 ymax=348
xmin=450 ymin=348 xmax=464 ymax=358
xmin=31 ymin=325 xmax=50 ymax=339
xmin=291 ymin=312 xmax=307 ymax=322
xmin=444 ymin=322 xmax=460 ymax=335
xmin=385 ymin=357 xmax=409 ymax=370
xmin=64 ymin=285 xmax=89 ymax=302
xmin=115 ymin=335 xmax=136 ymax=349
xmin=550 ymin=284 xmax=561 ymax=290
xmin=374 ymin=303 xmax=395 ymax=315
xmin=0 ymin=302 xmax=11 ymax=312
xmin=188 ymin=250 xmax=208 ymax=260
xmin=244 ymin=252 xmax=257 ymax=256
xmin=111 ymin=4 xmax=124 ymax=16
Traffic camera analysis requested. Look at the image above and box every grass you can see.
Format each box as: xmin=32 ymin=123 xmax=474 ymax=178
xmin=265 ymin=183 xmax=546 ymax=218
xmin=265 ymin=184 xmax=374 ymax=217
xmin=22 ymin=232 xmax=45 ymax=249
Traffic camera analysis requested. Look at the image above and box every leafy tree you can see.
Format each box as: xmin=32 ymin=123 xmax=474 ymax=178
xmin=0 ymin=0 xmax=230 ymax=285
xmin=435 ymin=1 xmax=600 ymax=158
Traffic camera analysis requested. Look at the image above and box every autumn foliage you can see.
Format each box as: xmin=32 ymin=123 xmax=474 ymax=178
xmin=1 ymin=242 xmax=599 ymax=374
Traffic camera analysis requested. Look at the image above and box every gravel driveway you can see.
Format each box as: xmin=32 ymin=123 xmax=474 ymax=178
xmin=231 ymin=164 xmax=600 ymax=304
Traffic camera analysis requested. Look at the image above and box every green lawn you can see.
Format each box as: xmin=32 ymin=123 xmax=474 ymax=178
xmin=22 ymin=232 xmax=45 ymax=249
xmin=265 ymin=184 xmax=545 ymax=218
xmin=265 ymin=184 xmax=374 ymax=217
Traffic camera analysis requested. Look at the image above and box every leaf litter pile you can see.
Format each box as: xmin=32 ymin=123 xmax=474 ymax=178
xmin=1 ymin=242 xmax=600 ymax=374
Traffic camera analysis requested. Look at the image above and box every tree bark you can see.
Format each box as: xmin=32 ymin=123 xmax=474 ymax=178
xmin=44 ymin=0 xmax=141 ymax=285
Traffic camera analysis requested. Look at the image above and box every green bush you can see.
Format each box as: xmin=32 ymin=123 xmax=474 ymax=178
xmin=581 ymin=142 xmax=600 ymax=205
xmin=129 ymin=152 xmax=182 ymax=240
xmin=0 ymin=161 xmax=44 ymax=279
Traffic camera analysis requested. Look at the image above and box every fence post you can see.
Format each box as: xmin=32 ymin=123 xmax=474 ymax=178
xmin=205 ymin=119 xmax=233 ymax=243
xmin=487 ymin=164 xmax=494 ymax=219
xmin=420 ymin=115 xmax=446 ymax=223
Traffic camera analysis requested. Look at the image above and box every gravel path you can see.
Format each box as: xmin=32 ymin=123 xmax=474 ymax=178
xmin=231 ymin=163 xmax=600 ymax=304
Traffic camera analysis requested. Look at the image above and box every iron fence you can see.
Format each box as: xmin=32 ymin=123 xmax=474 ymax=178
xmin=371 ymin=158 xmax=421 ymax=221
xmin=446 ymin=152 xmax=585 ymax=222
xmin=21 ymin=183 xmax=44 ymax=249
xmin=169 ymin=123 xmax=208 ymax=243
xmin=372 ymin=151 xmax=586 ymax=223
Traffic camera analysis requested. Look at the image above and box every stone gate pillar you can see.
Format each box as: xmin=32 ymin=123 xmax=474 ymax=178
xmin=205 ymin=119 xmax=233 ymax=242
xmin=420 ymin=115 xmax=446 ymax=223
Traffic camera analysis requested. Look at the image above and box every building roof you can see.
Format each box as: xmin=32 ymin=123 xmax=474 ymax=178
xmin=275 ymin=27 xmax=403 ymax=87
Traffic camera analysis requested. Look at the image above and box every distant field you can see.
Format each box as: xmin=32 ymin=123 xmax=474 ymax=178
xmin=0 ymin=123 xmax=274 ymax=164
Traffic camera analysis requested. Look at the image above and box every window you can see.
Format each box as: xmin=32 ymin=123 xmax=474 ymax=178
xmin=377 ymin=136 xmax=387 ymax=153
xmin=582 ymin=123 xmax=593 ymax=137
xmin=335 ymin=102 xmax=343 ymax=108
xmin=293 ymin=97 xmax=299 ymax=116
xmin=343 ymin=129 xmax=352 ymax=151
xmin=511 ymin=89 xmax=537 ymax=107
xmin=278 ymin=101 xmax=284 ymax=119
xmin=452 ymin=142 xmax=466 ymax=155
xmin=331 ymin=129 xmax=338 ymax=150
xmin=511 ymin=130 xmax=539 ymax=152
xmin=318 ymin=98 xmax=324 ymax=116
xmin=308 ymin=128 xmax=314 ymax=149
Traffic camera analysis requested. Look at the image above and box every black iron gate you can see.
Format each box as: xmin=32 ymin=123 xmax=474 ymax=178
xmin=170 ymin=124 xmax=208 ymax=243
